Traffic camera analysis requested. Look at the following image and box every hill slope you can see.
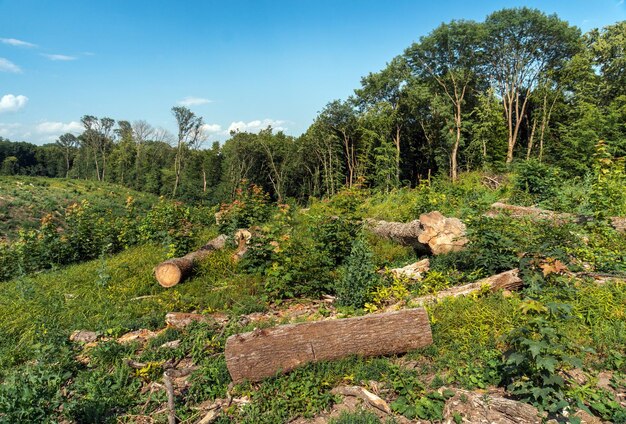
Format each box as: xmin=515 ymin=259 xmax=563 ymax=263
xmin=0 ymin=176 xmax=159 ymax=240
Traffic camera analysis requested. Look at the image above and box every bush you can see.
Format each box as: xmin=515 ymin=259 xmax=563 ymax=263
xmin=216 ymin=181 xmax=273 ymax=235
xmin=335 ymin=236 xmax=381 ymax=308
xmin=512 ymin=159 xmax=561 ymax=204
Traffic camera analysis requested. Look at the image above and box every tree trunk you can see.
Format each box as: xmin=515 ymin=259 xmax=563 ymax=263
xmin=410 ymin=269 xmax=523 ymax=305
xmin=487 ymin=202 xmax=625 ymax=233
xmin=224 ymin=308 xmax=432 ymax=383
xmin=365 ymin=211 xmax=467 ymax=255
xmin=155 ymin=235 xmax=227 ymax=287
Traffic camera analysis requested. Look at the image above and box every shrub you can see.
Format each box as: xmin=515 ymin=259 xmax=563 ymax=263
xmin=216 ymin=181 xmax=273 ymax=235
xmin=501 ymin=300 xmax=584 ymax=415
xmin=335 ymin=236 xmax=381 ymax=308
xmin=512 ymin=159 xmax=561 ymax=204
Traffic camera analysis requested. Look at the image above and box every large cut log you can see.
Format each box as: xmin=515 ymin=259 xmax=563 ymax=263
xmin=417 ymin=211 xmax=468 ymax=254
xmin=442 ymin=388 xmax=542 ymax=423
xmin=485 ymin=202 xmax=574 ymax=223
xmin=487 ymin=202 xmax=625 ymax=232
xmin=410 ymin=269 xmax=523 ymax=306
xmin=155 ymin=235 xmax=227 ymax=287
xmin=224 ymin=308 xmax=432 ymax=383
xmin=365 ymin=211 xmax=467 ymax=255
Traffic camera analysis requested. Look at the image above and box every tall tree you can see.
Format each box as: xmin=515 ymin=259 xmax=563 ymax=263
xmin=355 ymin=56 xmax=410 ymax=184
xmin=482 ymin=8 xmax=580 ymax=163
xmin=171 ymin=106 xmax=205 ymax=196
xmin=56 ymin=133 xmax=78 ymax=178
xmin=317 ymin=100 xmax=360 ymax=187
xmin=405 ymin=20 xmax=483 ymax=180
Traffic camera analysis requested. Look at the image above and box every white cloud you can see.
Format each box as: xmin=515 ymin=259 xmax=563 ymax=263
xmin=0 ymin=94 xmax=28 ymax=113
xmin=36 ymin=121 xmax=83 ymax=134
xmin=227 ymin=119 xmax=287 ymax=134
xmin=0 ymin=57 xmax=21 ymax=73
xmin=177 ymin=96 xmax=212 ymax=107
xmin=201 ymin=123 xmax=222 ymax=133
xmin=41 ymin=53 xmax=77 ymax=61
xmin=0 ymin=123 xmax=22 ymax=138
xmin=1 ymin=38 xmax=37 ymax=48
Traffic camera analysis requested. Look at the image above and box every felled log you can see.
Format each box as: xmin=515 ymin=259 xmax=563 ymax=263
xmin=442 ymin=388 xmax=542 ymax=424
xmin=366 ymin=211 xmax=467 ymax=255
xmin=155 ymin=235 xmax=227 ymax=288
xmin=165 ymin=311 xmax=229 ymax=329
xmin=485 ymin=202 xmax=574 ymax=224
xmin=387 ymin=258 xmax=430 ymax=280
xmin=417 ymin=211 xmax=468 ymax=254
xmin=410 ymin=269 xmax=523 ymax=306
xmin=224 ymin=308 xmax=432 ymax=383
xmin=487 ymin=202 xmax=625 ymax=232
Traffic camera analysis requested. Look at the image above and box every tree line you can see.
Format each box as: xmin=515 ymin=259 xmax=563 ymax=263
xmin=1 ymin=8 xmax=624 ymax=203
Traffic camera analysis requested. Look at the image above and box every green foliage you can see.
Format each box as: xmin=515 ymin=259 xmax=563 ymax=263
xmin=335 ymin=236 xmax=381 ymax=308
xmin=589 ymin=141 xmax=626 ymax=217
xmin=217 ymin=181 xmax=273 ymax=235
xmin=329 ymin=409 xmax=382 ymax=424
xmin=512 ymin=159 xmax=561 ymax=204
xmin=502 ymin=300 xmax=584 ymax=415
xmin=389 ymin=367 xmax=456 ymax=421
xmin=138 ymin=197 xmax=195 ymax=257
xmin=0 ymin=194 xmax=205 ymax=281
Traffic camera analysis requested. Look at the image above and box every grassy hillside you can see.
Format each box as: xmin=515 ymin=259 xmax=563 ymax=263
xmin=0 ymin=176 xmax=159 ymax=240
xmin=0 ymin=174 xmax=624 ymax=423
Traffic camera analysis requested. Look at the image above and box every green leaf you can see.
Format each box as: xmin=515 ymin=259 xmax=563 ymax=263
xmin=536 ymin=355 xmax=558 ymax=373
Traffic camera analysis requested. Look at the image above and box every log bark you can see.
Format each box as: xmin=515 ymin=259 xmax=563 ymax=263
xmin=224 ymin=308 xmax=432 ymax=383
xmin=387 ymin=258 xmax=430 ymax=280
xmin=410 ymin=269 xmax=523 ymax=306
xmin=365 ymin=211 xmax=467 ymax=255
xmin=155 ymin=235 xmax=227 ymax=288
xmin=442 ymin=388 xmax=542 ymax=423
xmin=487 ymin=202 xmax=625 ymax=233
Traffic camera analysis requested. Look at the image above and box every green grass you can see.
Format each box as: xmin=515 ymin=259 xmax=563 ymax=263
xmin=0 ymin=172 xmax=625 ymax=423
xmin=0 ymin=242 xmax=264 ymax=369
xmin=0 ymin=176 xmax=158 ymax=240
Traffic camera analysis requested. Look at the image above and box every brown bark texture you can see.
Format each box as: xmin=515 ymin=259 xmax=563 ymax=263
xmin=410 ymin=269 xmax=523 ymax=306
xmin=155 ymin=234 xmax=227 ymax=287
xmin=224 ymin=308 xmax=433 ymax=383
xmin=365 ymin=211 xmax=467 ymax=255
xmin=487 ymin=202 xmax=625 ymax=233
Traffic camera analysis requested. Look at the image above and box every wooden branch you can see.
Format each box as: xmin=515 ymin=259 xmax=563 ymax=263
xmin=155 ymin=235 xmax=227 ymax=287
xmin=410 ymin=269 xmax=523 ymax=306
xmin=331 ymin=385 xmax=391 ymax=414
xmin=224 ymin=308 xmax=432 ymax=383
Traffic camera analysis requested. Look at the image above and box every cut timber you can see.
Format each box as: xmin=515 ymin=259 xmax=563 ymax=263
xmin=224 ymin=308 xmax=432 ymax=383
xmin=487 ymin=202 xmax=625 ymax=233
xmin=417 ymin=211 xmax=467 ymax=255
xmin=365 ymin=218 xmax=424 ymax=247
xmin=387 ymin=258 xmax=430 ymax=280
xmin=486 ymin=202 xmax=574 ymax=224
xmin=155 ymin=235 xmax=227 ymax=287
xmin=365 ymin=211 xmax=467 ymax=255
xmin=410 ymin=269 xmax=523 ymax=305
xmin=442 ymin=388 xmax=542 ymax=423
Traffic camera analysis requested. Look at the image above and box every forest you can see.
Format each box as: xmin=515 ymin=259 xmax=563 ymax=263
xmin=1 ymin=9 xmax=624 ymax=204
xmin=0 ymin=7 xmax=625 ymax=424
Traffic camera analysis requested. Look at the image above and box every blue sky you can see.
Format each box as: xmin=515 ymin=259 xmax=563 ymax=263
xmin=1 ymin=0 xmax=624 ymax=145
